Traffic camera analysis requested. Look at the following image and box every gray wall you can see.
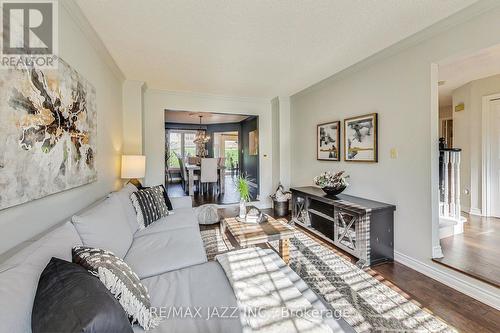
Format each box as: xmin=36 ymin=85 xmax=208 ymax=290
xmin=289 ymin=2 xmax=500 ymax=306
xmin=240 ymin=116 xmax=259 ymax=187
xmin=0 ymin=1 xmax=124 ymax=254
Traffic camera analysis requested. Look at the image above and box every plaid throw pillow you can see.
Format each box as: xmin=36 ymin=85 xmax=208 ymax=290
xmin=130 ymin=185 xmax=169 ymax=229
xmin=72 ymin=246 xmax=160 ymax=330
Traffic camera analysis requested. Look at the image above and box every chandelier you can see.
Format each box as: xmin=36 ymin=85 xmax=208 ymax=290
xmin=193 ymin=115 xmax=210 ymax=144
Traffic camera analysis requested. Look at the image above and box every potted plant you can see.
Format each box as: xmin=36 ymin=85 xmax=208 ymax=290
xmin=314 ymin=171 xmax=349 ymax=196
xmin=236 ymin=175 xmax=251 ymax=218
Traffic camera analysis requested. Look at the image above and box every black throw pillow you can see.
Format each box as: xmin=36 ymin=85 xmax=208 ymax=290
xmin=32 ymin=257 xmax=133 ymax=333
xmin=139 ymin=184 xmax=173 ymax=211
xmin=160 ymin=184 xmax=173 ymax=211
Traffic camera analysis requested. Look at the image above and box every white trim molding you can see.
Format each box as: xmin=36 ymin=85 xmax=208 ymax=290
xmin=481 ymin=93 xmax=500 ymax=217
xmin=395 ymin=251 xmax=500 ymax=310
xmin=61 ymin=0 xmax=125 ymax=81
xmin=469 ymin=207 xmax=482 ymax=216
xmin=293 ymin=0 xmax=500 ymax=98
xmin=432 ymin=246 xmax=444 ymax=259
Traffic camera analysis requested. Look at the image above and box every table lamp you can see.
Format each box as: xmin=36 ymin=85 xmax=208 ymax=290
xmin=121 ymin=155 xmax=146 ymax=187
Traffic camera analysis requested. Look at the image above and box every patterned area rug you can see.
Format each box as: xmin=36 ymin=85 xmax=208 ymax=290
xmin=200 ymin=225 xmax=457 ymax=333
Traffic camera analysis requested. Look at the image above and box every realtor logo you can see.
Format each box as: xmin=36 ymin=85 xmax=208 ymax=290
xmin=1 ymin=0 xmax=58 ymax=68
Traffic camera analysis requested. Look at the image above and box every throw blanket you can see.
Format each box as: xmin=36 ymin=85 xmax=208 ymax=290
xmin=216 ymin=247 xmax=333 ymax=333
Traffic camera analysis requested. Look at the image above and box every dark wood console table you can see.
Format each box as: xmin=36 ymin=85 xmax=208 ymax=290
xmin=291 ymin=186 xmax=396 ymax=268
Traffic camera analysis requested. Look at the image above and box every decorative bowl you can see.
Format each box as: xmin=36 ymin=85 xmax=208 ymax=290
xmin=321 ymin=185 xmax=347 ymax=196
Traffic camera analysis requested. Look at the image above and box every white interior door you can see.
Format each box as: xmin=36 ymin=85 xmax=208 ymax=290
xmin=490 ymin=99 xmax=500 ymax=217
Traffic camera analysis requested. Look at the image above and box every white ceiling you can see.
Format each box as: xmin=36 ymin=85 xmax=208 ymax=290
xmin=439 ymin=44 xmax=500 ymax=107
xmin=77 ymin=0 xmax=477 ymax=98
xmin=165 ymin=110 xmax=250 ymax=124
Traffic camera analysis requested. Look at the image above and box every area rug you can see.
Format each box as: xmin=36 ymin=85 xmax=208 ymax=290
xmin=200 ymin=224 xmax=457 ymax=333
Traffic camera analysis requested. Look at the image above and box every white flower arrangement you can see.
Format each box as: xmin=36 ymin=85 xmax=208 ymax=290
xmin=313 ymin=171 xmax=349 ymax=188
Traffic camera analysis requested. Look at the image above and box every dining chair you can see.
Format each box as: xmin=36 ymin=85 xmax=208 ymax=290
xmin=179 ymin=156 xmax=199 ymax=194
xmin=217 ymin=157 xmax=225 ymax=189
xmin=200 ymin=158 xmax=218 ymax=195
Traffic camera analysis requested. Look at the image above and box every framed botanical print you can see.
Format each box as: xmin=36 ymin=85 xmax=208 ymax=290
xmin=344 ymin=113 xmax=378 ymax=162
xmin=317 ymin=121 xmax=340 ymax=161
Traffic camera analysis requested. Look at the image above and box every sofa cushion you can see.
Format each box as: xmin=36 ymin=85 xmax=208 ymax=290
xmin=133 ymin=207 xmax=198 ymax=237
xmin=134 ymin=262 xmax=241 ymax=333
xmin=32 ymin=257 xmax=133 ymax=333
xmin=110 ymin=183 xmax=139 ymax=233
xmin=72 ymin=196 xmax=133 ymax=258
xmin=134 ymin=252 xmax=354 ymax=333
xmin=131 ymin=186 xmax=169 ymax=229
xmin=73 ymin=246 xmax=160 ymax=330
xmin=0 ymin=222 xmax=82 ymax=333
xmin=170 ymin=196 xmax=193 ymax=210
xmin=124 ymin=226 xmax=207 ymax=279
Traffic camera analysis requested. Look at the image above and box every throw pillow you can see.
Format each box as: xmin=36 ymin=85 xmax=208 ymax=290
xmin=130 ymin=185 xmax=169 ymax=229
xmin=32 ymin=257 xmax=133 ymax=333
xmin=71 ymin=196 xmax=133 ymax=258
xmin=160 ymin=184 xmax=173 ymax=211
xmin=139 ymin=184 xmax=173 ymax=211
xmin=72 ymin=246 xmax=160 ymax=330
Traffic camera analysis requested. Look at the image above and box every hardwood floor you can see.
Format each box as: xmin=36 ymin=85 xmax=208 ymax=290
xmin=372 ymin=263 xmax=500 ymax=333
xmin=167 ymin=174 xmax=258 ymax=207
xmin=253 ymin=208 xmax=500 ymax=333
xmin=434 ymin=214 xmax=500 ymax=287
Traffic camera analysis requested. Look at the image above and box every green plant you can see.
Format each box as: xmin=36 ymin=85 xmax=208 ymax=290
xmin=236 ymin=175 xmax=251 ymax=202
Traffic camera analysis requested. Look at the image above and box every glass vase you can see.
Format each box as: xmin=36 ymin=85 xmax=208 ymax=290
xmin=239 ymin=199 xmax=246 ymax=219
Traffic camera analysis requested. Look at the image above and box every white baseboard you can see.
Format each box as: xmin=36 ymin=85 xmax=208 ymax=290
xmin=394 ymin=251 xmax=500 ymax=310
xmin=432 ymin=246 xmax=443 ymax=258
xmin=469 ymin=207 xmax=482 ymax=216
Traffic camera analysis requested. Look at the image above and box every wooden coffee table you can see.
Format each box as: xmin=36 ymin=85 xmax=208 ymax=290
xmin=219 ymin=208 xmax=295 ymax=263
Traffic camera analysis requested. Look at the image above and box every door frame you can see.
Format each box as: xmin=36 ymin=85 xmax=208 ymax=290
xmin=481 ymin=93 xmax=500 ymax=217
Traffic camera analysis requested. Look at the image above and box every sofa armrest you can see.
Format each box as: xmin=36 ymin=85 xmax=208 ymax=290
xmin=170 ymin=196 xmax=193 ymax=209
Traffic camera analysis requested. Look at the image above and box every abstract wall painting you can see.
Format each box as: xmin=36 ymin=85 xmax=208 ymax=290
xmin=344 ymin=113 xmax=378 ymax=162
xmin=0 ymin=57 xmax=97 ymax=210
xmin=317 ymin=121 xmax=340 ymax=161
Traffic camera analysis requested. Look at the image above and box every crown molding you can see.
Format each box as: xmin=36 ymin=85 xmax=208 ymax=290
xmin=61 ymin=0 xmax=125 ymax=81
xmin=292 ymin=0 xmax=500 ymax=98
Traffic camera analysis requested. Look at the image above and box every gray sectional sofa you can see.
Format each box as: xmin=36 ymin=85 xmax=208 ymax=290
xmin=0 ymin=184 xmax=353 ymax=333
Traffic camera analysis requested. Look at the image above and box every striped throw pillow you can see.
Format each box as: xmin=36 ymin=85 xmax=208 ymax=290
xmin=130 ymin=185 xmax=169 ymax=229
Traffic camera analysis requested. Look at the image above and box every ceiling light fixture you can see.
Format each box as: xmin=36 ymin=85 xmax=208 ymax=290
xmin=193 ymin=115 xmax=210 ymax=144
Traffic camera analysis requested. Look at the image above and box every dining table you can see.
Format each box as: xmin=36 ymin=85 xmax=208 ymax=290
xmin=185 ymin=163 xmax=226 ymax=196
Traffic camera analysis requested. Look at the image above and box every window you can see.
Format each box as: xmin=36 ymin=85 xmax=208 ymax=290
xmin=184 ymin=132 xmax=196 ymax=157
xmin=213 ymin=132 xmax=239 ymax=170
xmin=166 ymin=130 xmax=199 ymax=168
xmin=167 ymin=132 xmax=181 ymax=168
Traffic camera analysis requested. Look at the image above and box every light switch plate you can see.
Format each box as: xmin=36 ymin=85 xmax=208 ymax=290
xmin=390 ymin=148 xmax=398 ymax=159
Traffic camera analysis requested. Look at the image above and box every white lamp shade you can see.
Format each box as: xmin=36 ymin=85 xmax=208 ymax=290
xmin=121 ymin=155 xmax=146 ymax=179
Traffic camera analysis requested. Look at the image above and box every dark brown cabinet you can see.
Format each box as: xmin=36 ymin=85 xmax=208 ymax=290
xmin=291 ymin=186 xmax=396 ymax=267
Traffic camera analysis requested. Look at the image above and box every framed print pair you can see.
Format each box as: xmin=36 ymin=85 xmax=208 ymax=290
xmin=317 ymin=113 xmax=378 ymax=162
